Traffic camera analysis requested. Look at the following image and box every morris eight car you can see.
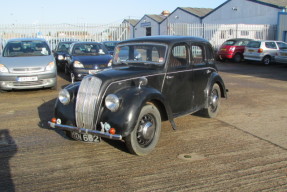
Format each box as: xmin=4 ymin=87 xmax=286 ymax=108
xmin=49 ymin=36 xmax=227 ymax=156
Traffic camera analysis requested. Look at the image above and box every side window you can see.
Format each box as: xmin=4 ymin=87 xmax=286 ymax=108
xmin=191 ymin=45 xmax=204 ymax=65
xmin=265 ymin=42 xmax=277 ymax=49
xmin=169 ymin=44 xmax=189 ymax=68
xmin=277 ymin=42 xmax=287 ymax=50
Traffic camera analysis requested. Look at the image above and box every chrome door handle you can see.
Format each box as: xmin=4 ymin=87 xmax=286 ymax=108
xmin=206 ymin=69 xmax=211 ymax=74
xmin=166 ymin=75 xmax=174 ymax=79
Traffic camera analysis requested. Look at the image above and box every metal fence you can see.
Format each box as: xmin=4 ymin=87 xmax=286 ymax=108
xmin=0 ymin=23 xmax=131 ymax=50
xmin=0 ymin=23 xmax=277 ymax=51
xmin=168 ymin=23 xmax=277 ymax=50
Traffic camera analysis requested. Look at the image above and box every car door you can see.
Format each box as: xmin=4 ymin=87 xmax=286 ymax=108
xmin=162 ymin=42 xmax=193 ymax=116
xmin=190 ymin=43 xmax=210 ymax=110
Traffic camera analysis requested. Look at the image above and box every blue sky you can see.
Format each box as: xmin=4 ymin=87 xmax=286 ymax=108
xmin=1 ymin=0 xmax=226 ymax=24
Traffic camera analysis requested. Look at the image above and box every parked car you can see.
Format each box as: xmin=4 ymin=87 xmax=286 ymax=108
xmin=53 ymin=41 xmax=76 ymax=71
xmin=48 ymin=36 xmax=227 ymax=155
xmin=101 ymin=41 xmax=119 ymax=55
xmin=274 ymin=44 xmax=287 ymax=64
xmin=64 ymin=42 xmax=112 ymax=82
xmin=217 ymin=38 xmax=252 ymax=62
xmin=243 ymin=40 xmax=287 ymax=65
xmin=0 ymin=38 xmax=57 ymax=91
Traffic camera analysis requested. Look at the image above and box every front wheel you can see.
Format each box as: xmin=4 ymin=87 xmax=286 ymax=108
xmin=125 ymin=104 xmax=161 ymax=156
xmin=202 ymin=84 xmax=221 ymax=118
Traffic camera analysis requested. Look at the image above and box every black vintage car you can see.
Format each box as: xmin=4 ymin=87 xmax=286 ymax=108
xmin=64 ymin=42 xmax=112 ymax=82
xmin=49 ymin=36 xmax=227 ymax=156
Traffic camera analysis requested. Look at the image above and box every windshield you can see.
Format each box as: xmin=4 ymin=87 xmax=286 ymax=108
xmin=72 ymin=43 xmax=108 ymax=56
xmin=103 ymin=42 xmax=118 ymax=51
xmin=113 ymin=43 xmax=167 ymax=67
xmin=3 ymin=40 xmax=51 ymax=57
xmin=56 ymin=42 xmax=73 ymax=52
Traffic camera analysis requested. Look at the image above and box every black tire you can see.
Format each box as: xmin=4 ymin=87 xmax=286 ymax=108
xmin=202 ymin=84 xmax=221 ymax=118
xmin=233 ymin=53 xmax=242 ymax=63
xmin=262 ymin=56 xmax=271 ymax=65
xmin=125 ymin=104 xmax=161 ymax=156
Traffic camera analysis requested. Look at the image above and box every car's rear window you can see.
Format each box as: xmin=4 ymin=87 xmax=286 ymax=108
xmin=3 ymin=40 xmax=51 ymax=57
xmin=246 ymin=41 xmax=261 ymax=48
xmin=223 ymin=40 xmax=236 ymax=46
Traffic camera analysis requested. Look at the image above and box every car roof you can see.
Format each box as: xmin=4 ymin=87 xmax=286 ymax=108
xmin=226 ymin=38 xmax=253 ymax=41
xmin=73 ymin=42 xmax=102 ymax=45
xmin=119 ymin=36 xmax=209 ymax=45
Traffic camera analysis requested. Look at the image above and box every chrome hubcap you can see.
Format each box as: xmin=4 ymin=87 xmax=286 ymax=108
xmin=137 ymin=114 xmax=156 ymax=147
xmin=210 ymin=89 xmax=219 ymax=112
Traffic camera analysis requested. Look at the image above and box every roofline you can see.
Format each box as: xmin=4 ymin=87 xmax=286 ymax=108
xmin=247 ymin=0 xmax=286 ymax=9
xmin=203 ymin=0 xmax=284 ymax=19
xmin=135 ymin=14 xmax=168 ymax=26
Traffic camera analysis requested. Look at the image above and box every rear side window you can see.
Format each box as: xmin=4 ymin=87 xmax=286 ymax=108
xmin=191 ymin=45 xmax=204 ymax=64
xmin=247 ymin=41 xmax=260 ymax=48
xmin=265 ymin=42 xmax=277 ymax=49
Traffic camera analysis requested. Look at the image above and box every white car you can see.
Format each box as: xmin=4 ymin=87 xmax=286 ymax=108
xmin=0 ymin=38 xmax=57 ymax=91
xmin=243 ymin=40 xmax=287 ymax=65
xmin=274 ymin=48 xmax=287 ymax=64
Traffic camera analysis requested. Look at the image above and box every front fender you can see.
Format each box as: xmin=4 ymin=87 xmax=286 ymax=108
xmin=99 ymin=87 xmax=171 ymax=137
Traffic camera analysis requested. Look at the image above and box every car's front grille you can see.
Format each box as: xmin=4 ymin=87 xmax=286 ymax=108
xmin=12 ymin=80 xmax=44 ymax=86
xmin=11 ymin=67 xmax=44 ymax=73
xmin=75 ymin=76 xmax=102 ymax=129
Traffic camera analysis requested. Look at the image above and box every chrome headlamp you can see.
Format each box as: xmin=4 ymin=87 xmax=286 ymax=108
xmin=59 ymin=89 xmax=70 ymax=105
xmin=105 ymin=94 xmax=120 ymax=112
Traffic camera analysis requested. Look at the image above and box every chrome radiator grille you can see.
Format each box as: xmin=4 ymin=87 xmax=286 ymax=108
xmin=75 ymin=76 xmax=102 ymax=129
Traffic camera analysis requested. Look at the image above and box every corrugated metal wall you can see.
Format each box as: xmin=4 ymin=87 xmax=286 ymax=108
xmin=277 ymin=12 xmax=287 ymax=42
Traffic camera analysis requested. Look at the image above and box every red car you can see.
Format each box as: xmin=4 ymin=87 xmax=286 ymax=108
xmin=217 ymin=38 xmax=252 ymax=62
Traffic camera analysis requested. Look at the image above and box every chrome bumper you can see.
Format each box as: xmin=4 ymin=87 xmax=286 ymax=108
xmin=48 ymin=121 xmax=123 ymax=140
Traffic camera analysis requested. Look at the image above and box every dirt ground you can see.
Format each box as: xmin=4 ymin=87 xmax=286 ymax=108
xmin=0 ymin=61 xmax=287 ymax=192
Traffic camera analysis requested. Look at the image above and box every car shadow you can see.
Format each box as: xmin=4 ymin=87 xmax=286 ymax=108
xmin=37 ymin=98 xmax=67 ymax=139
xmin=0 ymin=129 xmax=17 ymax=192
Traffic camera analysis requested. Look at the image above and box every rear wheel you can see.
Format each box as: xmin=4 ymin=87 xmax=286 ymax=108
xmin=125 ymin=104 xmax=161 ymax=156
xmin=202 ymin=84 xmax=221 ymax=118
xmin=233 ymin=53 xmax=242 ymax=63
xmin=262 ymin=56 xmax=271 ymax=65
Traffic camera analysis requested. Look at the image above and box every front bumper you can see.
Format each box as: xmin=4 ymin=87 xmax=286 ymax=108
xmin=0 ymin=73 xmax=57 ymax=90
xmin=48 ymin=121 xmax=123 ymax=140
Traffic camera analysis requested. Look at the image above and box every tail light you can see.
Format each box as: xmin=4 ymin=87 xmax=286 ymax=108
xmin=258 ymin=48 xmax=263 ymax=53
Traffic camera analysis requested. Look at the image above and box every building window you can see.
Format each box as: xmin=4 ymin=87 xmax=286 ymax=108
xmin=146 ymin=27 xmax=151 ymax=36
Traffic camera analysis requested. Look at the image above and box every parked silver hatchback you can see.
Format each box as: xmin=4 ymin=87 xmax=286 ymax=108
xmin=243 ymin=40 xmax=287 ymax=65
xmin=0 ymin=38 xmax=57 ymax=91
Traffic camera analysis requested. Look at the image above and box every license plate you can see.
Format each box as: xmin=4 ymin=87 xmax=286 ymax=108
xmin=281 ymin=53 xmax=287 ymax=56
xmin=17 ymin=76 xmax=38 ymax=82
xmin=248 ymin=49 xmax=255 ymax=52
xmin=70 ymin=131 xmax=100 ymax=143
xmin=220 ymin=48 xmax=226 ymax=51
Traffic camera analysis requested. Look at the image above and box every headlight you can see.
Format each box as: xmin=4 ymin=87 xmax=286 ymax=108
xmin=107 ymin=59 xmax=112 ymax=67
xmin=73 ymin=61 xmax=84 ymax=68
xmin=58 ymin=55 xmax=64 ymax=60
xmin=59 ymin=89 xmax=70 ymax=105
xmin=0 ymin=64 xmax=9 ymax=73
xmin=105 ymin=94 xmax=120 ymax=112
xmin=45 ymin=61 xmax=56 ymax=71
